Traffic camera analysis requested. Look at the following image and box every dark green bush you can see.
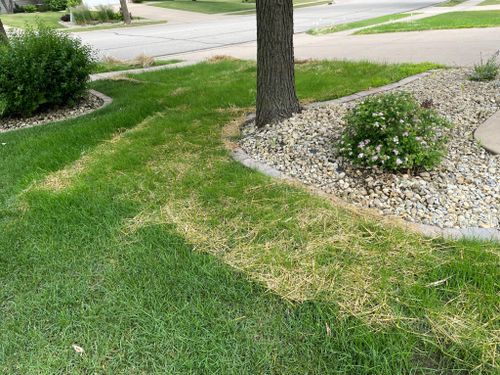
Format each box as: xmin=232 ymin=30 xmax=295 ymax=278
xmin=338 ymin=92 xmax=450 ymax=172
xmin=45 ymin=0 xmax=67 ymax=11
xmin=0 ymin=25 xmax=95 ymax=117
xmin=22 ymin=4 xmax=37 ymax=12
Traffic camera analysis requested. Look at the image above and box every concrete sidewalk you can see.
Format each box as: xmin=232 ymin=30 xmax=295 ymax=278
xmin=158 ymin=26 xmax=500 ymax=67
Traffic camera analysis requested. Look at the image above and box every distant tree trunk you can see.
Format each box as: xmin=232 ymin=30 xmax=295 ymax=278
xmin=0 ymin=19 xmax=8 ymax=44
xmin=119 ymin=0 xmax=132 ymax=25
xmin=255 ymin=0 xmax=300 ymax=127
xmin=1 ymin=0 xmax=14 ymax=13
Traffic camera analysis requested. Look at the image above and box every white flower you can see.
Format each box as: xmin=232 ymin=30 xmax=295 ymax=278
xmin=358 ymin=153 xmax=365 ymax=159
xmin=396 ymin=158 xmax=403 ymax=165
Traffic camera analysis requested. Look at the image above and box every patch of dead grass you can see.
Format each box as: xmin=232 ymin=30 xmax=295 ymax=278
xmin=207 ymin=55 xmax=241 ymax=63
xmin=33 ymin=113 xmax=164 ymax=192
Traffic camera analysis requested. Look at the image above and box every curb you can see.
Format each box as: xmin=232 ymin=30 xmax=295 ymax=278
xmin=231 ymin=71 xmax=500 ymax=243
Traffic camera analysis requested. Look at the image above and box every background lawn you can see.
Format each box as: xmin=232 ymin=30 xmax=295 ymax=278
xmin=0 ymin=11 xmax=63 ymax=29
xmin=0 ymin=11 xmax=163 ymax=31
xmin=479 ymin=0 xmax=500 ymax=4
xmin=308 ymin=12 xmax=413 ymax=35
xmin=149 ymin=0 xmax=328 ymax=14
xmin=0 ymin=60 xmax=498 ymax=373
xmin=357 ymin=10 xmax=500 ymax=34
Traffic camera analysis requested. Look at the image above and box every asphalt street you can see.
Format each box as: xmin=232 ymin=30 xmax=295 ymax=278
xmin=76 ymin=0 xmax=443 ymax=59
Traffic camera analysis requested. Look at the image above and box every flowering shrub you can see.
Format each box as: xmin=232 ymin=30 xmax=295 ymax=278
xmin=338 ymin=92 xmax=450 ymax=171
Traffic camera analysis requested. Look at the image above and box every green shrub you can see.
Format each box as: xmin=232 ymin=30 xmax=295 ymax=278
xmin=338 ymin=92 xmax=450 ymax=172
xmin=95 ymin=5 xmax=121 ymax=22
xmin=45 ymin=0 xmax=67 ymax=10
xmin=0 ymin=25 xmax=95 ymax=117
xmin=72 ymin=5 xmax=121 ymax=25
xmin=72 ymin=5 xmax=94 ymax=24
xmin=469 ymin=51 xmax=499 ymax=82
xmin=67 ymin=0 xmax=82 ymax=8
xmin=22 ymin=4 xmax=37 ymax=12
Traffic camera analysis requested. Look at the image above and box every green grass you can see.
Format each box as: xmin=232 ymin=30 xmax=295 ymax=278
xmin=308 ymin=12 xmax=413 ymax=35
xmin=358 ymin=10 xmax=500 ymax=34
xmin=0 ymin=11 xmax=64 ymax=29
xmin=93 ymin=59 xmax=182 ymax=74
xmin=149 ymin=0 xmax=327 ymax=14
xmin=436 ymin=0 xmax=467 ymax=7
xmin=0 ymin=11 xmax=163 ymax=31
xmin=0 ymin=59 xmax=498 ymax=373
xmin=479 ymin=0 xmax=500 ymax=5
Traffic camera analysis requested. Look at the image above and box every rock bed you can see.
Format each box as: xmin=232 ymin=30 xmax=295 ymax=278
xmin=0 ymin=92 xmax=104 ymax=133
xmin=239 ymin=69 xmax=500 ymax=229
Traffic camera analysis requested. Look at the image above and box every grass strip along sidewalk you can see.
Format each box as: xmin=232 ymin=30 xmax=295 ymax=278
xmin=308 ymin=12 xmax=413 ymax=35
xmin=0 ymin=59 xmax=498 ymax=373
xmin=358 ymin=10 xmax=500 ymax=34
xmin=93 ymin=59 xmax=182 ymax=74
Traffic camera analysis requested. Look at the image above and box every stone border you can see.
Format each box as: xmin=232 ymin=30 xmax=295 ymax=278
xmin=0 ymin=89 xmax=112 ymax=134
xmin=232 ymin=72 xmax=500 ymax=243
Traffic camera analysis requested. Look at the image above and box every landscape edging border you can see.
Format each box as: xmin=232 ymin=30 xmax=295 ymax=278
xmin=0 ymin=89 xmax=113 ymax=134
xmin=231 ymin=70 xmax=500 ymax=243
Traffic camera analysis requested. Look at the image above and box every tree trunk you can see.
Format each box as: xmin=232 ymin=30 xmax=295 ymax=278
xmin=1 ymin=0 xmax=14 ymax=14
xmin=0 ymin=18 xmax=8 ymax=44
xmin=255 ymin=0 xmax=300 ymax=127
xmin=119 ymin=0 xmax=132 ymax=25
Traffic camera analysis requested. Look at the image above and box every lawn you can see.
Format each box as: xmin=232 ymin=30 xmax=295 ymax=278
xmin=0 ymin=59 xmax=498 ymax=373
xmin=0 ymin=11 xmax=63 ymax=29
xmin=308 ymin=12 xmax=413 ymax=35
xmin=479 ymin=0 xmax=500 ymax=4
xmin=357 ymin=10 xmax=500 ymax=34
xmin=0 ymin=11 xmax=163 ymax=31
xmin=149 ymin=0 xmax=328 ymax=14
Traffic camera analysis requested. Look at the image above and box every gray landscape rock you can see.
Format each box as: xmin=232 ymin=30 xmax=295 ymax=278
xmin=239 ymin=69 xmax=500 ymax=231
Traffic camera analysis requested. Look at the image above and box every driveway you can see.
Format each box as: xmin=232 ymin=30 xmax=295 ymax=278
xmin=75 ymin=0 xmax=443 ymax=59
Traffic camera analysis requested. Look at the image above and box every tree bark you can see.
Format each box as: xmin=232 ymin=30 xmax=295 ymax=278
xmin=0 ymin=18 xmax=8 ymax=44
xmin=255 ymin=0 xmax=300 ymax=127
xmin=119 ymin=0 xmax=132 ymax=25
xmin=1 ymin=0 xmax=14 ymax=14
